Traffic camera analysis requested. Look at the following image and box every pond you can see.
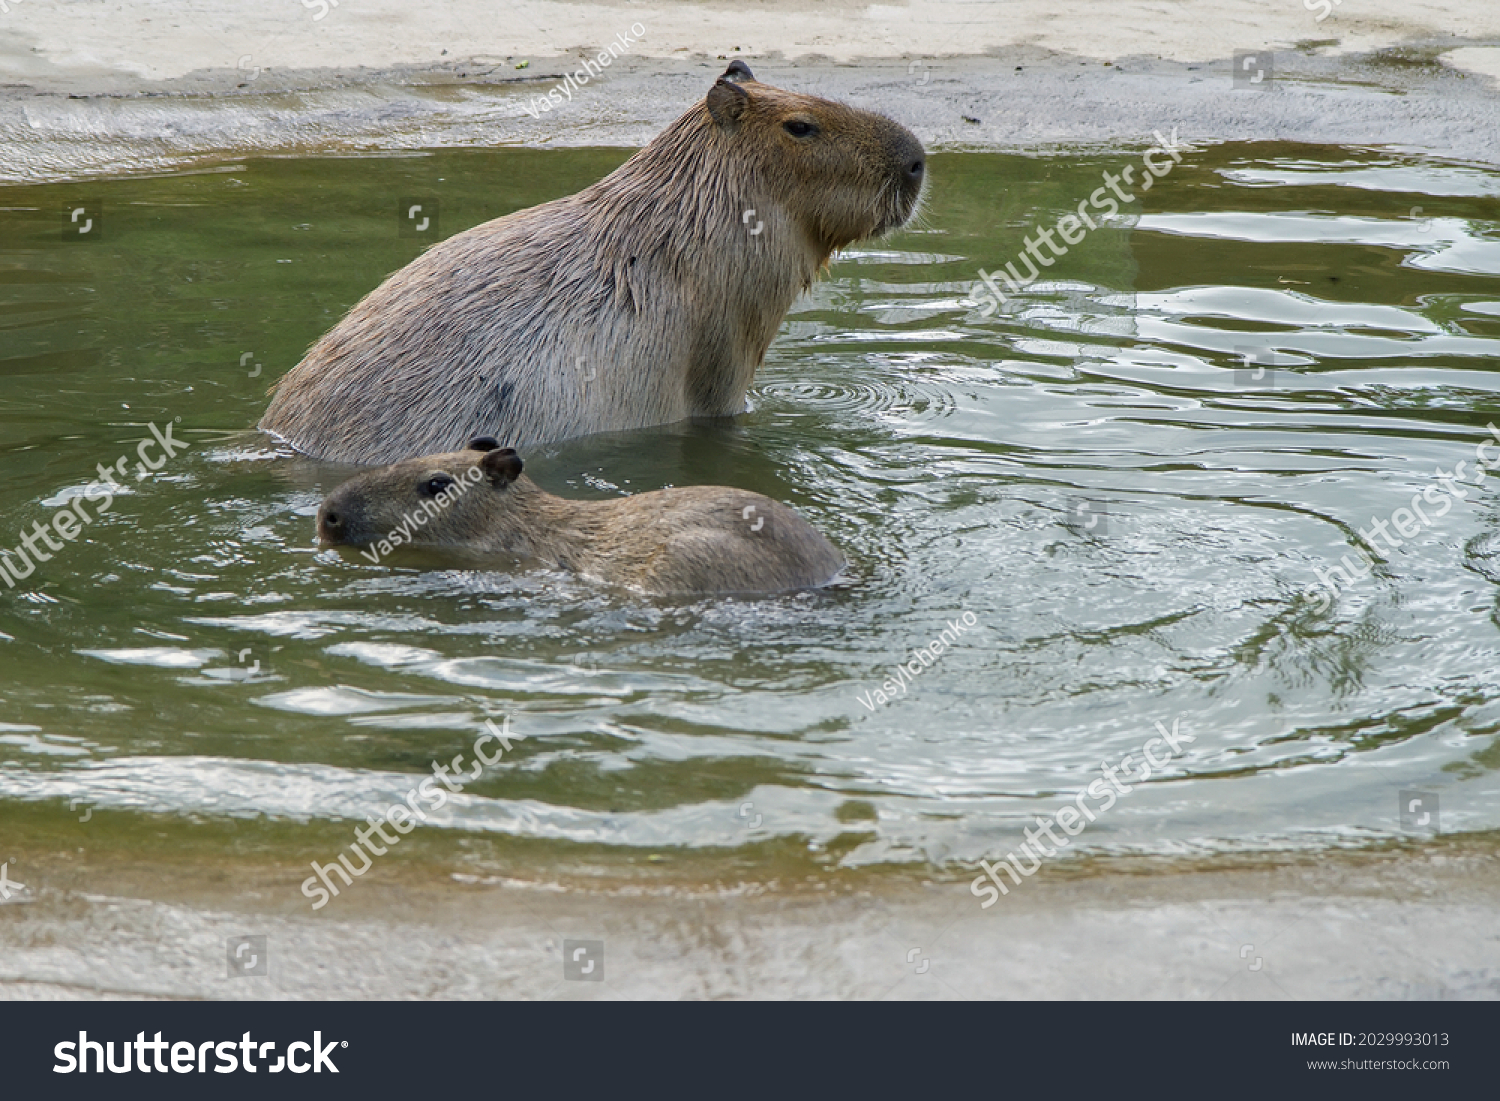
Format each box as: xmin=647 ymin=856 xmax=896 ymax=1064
xmin=1 ymin=141 xmax=1498 ymax=901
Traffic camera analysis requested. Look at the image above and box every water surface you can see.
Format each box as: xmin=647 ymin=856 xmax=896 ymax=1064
xmin=2 ymin=142 xmax=1498 ymax=887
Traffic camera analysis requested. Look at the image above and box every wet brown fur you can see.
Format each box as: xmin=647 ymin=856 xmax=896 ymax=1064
xmin=316 ymin=440 xmax=847 ymax=595
xmin=261 ymin=63 xmax=924 ymax=465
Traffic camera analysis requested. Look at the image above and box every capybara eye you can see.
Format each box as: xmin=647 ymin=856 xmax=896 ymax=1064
xmin=783 ymin=119 xmax=817 ymax=138
xmin=419 ymin=475 xmax=456 ymax=498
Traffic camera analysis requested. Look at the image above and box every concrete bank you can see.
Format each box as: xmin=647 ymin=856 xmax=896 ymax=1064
xmin=1 ymin=1 xmax=1499 ymax=182
xmin=1 ymin=838 xmax=1497 ymax=998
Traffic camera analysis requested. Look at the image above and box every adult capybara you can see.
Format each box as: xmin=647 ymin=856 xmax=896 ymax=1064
xmin=261 ymin=61 xmax=925 ymax=465
xmin=316 ymin=437 xmax=846 ymax=595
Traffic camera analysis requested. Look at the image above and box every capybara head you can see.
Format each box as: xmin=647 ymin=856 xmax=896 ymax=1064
xmin=702 ymin=61 xmax=925 ymax=251
xmin=317 ymin=437 xmax=524 ymax=550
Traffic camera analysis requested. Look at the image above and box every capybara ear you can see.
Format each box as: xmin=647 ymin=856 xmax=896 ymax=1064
xmin=467 ymin=436 xmax=501 ymax=452
xmin=479 ymin=446 xmax=524 ymax=486
xmin=707 ymin=75 xmax=751 ymax=130
xmin=720 ymin=60 xmax=756 ymax=84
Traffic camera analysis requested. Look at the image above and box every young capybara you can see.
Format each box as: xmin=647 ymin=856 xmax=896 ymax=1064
xmin=316 ymin=437 xmax=846 ymax=595
xmin=262 ymin=62 xmax=925 ymax=465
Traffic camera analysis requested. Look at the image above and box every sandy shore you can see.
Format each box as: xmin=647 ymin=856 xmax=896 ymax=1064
xmin=3 ymin=0 xmax=1499 ymax=86
xmin=1 ymin=838 xmax=1497 ymax=999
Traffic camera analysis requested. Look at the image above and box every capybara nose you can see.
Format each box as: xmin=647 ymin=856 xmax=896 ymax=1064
xmin=318 ymin=505 xmax=344 ymax=542
xmin=889 ymin=129 xmax=926 ymax=196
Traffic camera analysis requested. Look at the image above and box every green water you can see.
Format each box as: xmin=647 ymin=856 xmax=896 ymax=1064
xmin=2 ymin=143 xmax=1499 ymax=890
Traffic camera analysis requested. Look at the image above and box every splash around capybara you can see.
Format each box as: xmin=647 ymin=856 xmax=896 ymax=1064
xmin=261 ymin=61 xmax=925 ymax=465
xmin=316 ymin=437 xmax=846 ymax=595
